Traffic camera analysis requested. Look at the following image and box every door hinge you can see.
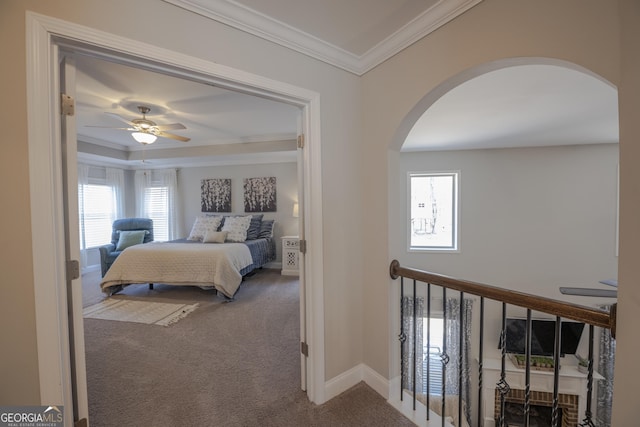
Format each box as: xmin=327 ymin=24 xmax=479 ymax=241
xmin=67 ymin=259 xmax=80 ymax=281
xmin=299 ymin=239 xmax=307 ymax=254
xmin=74 ymin=418 xmax=88 ymax=427
xmin=297 ymin=134 xmax=305 ymax=149
xmin=300 ymin=341 xmax=309 ymax=357
xmin=61 ymin=93 xmax=75 ymax=116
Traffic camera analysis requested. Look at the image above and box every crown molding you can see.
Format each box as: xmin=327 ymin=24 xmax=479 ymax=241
xmin=358 ymin=0 xmax=484 ymax=74
xmin=78 ymin=137 xmax=298 ymax=169
xmin=163 ymin=0 xmax=360 ymax=72
xmin=163 ymin=0 xmax=483 ymax=75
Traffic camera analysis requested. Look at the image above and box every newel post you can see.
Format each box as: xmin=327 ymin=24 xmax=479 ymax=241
xmin=390 ymin=259 xmax=400 ymax=279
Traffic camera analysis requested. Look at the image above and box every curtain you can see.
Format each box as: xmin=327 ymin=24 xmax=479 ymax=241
xmin=134 ymin=169 xmax=151 ymax=217
xmin=105 ymin=167 xmax=125 ymax=220
xmin=444 ymin=297 xmax=473 ymax=425
xmin=401 ymin=296 xmax=424 ymax=394
xmin=400 ymin=293 xmax=472 ymax=427
xmin=135 ymin=168 xmax=182 ymax=241
xmin=77 ymin=164 xmax=90 ymax=268
xmin=596 ymin=304 xmax=615 ymax=427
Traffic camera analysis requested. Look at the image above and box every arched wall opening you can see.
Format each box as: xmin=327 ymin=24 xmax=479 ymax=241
xmin=386 ymin=57 xmax=619 ymax=421
xmin=390 ymin=57 xmax=617 ymax=151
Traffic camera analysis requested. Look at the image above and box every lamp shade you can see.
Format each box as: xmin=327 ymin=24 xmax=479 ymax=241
xmin=132 ymin=132 xmax=157 ymax=144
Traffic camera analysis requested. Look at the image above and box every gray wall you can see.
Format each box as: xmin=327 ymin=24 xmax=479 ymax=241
xmin=5 ymin=0 xmax=637 ymax=416
xmin=83 ymin=161 xmax=298 ymax=270
xmin=178 ymin=162 xmax=299 ymax=264
xmin=397 ymin=143 xmax=619 ymax=357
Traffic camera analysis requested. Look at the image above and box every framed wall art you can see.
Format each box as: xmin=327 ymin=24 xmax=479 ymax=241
xmin=244 ymin=177 xmax=277 ymax=212
xmin=201 ymin=178 xmax=232 ymax=212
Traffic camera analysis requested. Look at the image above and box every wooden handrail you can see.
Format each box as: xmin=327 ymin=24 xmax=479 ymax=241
xmin=390 ymin=260 xmax=616 ymax=337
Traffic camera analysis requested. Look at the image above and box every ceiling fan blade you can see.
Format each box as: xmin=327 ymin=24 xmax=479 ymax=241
xmin=85 ymin=126 xmax=136 ymax=131
xmin=158 ymin=131 xmax=190 ymax=142
xmin=105 ymin=112 xmax=135 ymax=126
xmin=559 ymin=287 xmax=617 ymax=298
xmin=155 ymin=123 xmax=186 ymax=131
xmin=599 ymin=279 xmax=618 ymax=287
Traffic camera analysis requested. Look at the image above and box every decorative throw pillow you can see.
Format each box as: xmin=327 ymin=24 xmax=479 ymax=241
xmin=203 ymin=230 xmax=228 ymax=243
xmin=221 ymin=215 xmax=252 ymax=242
xmin=245 ymin=214 xmax=264 ymax=240
xmin=116 ymin=230 xmax=147 ymax=251
xmin=257 ymin=219 xmax=275 ymax=239
xmin=187 ymin=216 xmax=223 ymax=241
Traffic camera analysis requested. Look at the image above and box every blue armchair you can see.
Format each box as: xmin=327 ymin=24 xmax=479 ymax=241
xmin=99 ymin=218 xmax=154 ymax=277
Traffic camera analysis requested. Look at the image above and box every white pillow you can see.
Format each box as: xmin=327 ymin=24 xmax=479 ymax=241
xmin=187 ymin=216 xmax=223 ymax=241
xmin=221 ymin=216 xmax=252 ymax=242
xmin=203 ymin=230 xmax=227 ymax=243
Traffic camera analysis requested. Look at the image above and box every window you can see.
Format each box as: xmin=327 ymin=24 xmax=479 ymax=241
xmin=143 ymin=186 xmax=170 ymax=241
xmin=78 ymin=184 xmax=117 ymax=248
xmin=78 ymin=165 xmax=124 ymax=252
xmin=409 ymin=172 xmax=459 ymax=251
xmin=423 ymin=317 xmax=445 ymax=395
xmin=135 ymin=169 xmax=180 ymax=242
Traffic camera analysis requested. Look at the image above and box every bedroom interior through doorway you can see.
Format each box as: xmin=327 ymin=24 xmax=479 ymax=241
xmin=71 ymin=47 xmax=306 ymax=409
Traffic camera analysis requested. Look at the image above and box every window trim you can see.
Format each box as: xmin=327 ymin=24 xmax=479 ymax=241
xmin=407 ymin=171 xmax=460 ymax=253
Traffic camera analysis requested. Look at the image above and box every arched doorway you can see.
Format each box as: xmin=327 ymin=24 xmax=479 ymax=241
xmin=387 ymin=58 xmax=619 ymax=425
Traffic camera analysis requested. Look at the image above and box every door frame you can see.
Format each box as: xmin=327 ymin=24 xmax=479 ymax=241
xmin=26 ymin=11 xmax=326 ymax=420
xmin=59 ymin=54 xmax=90 ymax=423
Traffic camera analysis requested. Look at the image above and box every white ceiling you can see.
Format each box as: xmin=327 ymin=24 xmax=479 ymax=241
xmin=76 ymin=1 xmax=619 ymax=168
xmin=75 ymin=55 xmax=300 ymax=168
xmin=404 ymin=64 xmax=619 ymax=151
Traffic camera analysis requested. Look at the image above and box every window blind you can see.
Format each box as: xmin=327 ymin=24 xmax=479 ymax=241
xmin=78 ymin=183 xmax=116 ymax=248
xmin=144 ymin=186 xmax=169 ymax=241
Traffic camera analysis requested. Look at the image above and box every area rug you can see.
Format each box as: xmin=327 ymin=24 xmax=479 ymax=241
xmin=83 ymin=298 xmax=199 ymax=326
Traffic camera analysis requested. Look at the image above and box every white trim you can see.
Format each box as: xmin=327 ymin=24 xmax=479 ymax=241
xmin=361 ymin=364 xmax=392 ymax=400
xmin=302 ymin=92 xmax=326 ymax=404
xmin=26 ymin=16 xmax=73 ymax=408
xmin=162 ymin=0 xmax=484 ymax=75
xmin=323 ymin=363 xmax=390 ymax=402
xmin=324 ymin=363 xmax=390 ymax=402
xmin=324 ymin=364 xmax=453 ymax=426
xmin=358 ymin=0 xmax=484 ymax=75
xmin=26 ymin=11 xmax=325 ymax=417
xmin=324 ymin=364 xmax=364 ymax=401
xmin=406 ymin=170 xmax=461 ymax=252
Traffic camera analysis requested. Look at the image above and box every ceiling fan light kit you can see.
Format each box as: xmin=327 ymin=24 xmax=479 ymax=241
xmin=131 ymin=131 xmax=158 ymax=144
xmin=90 ymin=105 xmax=190 ymax=144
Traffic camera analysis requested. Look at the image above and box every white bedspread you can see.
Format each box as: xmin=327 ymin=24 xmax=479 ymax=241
xmin=100 ymin=242 xmax=253 ymax=298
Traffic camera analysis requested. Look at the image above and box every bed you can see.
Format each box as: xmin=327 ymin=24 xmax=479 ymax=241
xmin=100 ymin=215 xmax=276 ymax=299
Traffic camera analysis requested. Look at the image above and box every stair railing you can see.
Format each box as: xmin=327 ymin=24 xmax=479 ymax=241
xmin=390 ymin=260 xmax=616 ymax=427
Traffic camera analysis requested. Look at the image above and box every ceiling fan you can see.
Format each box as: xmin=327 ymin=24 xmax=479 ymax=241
xmin=93 ymin=105 xmax=190 ymax=144
xmin=559 ymin=279 xmax=617 ymax=298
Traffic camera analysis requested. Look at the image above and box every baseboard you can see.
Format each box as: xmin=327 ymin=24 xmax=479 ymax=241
xmin=325 ymin=367 xmax=445 ymax=426
xmin=324 ymin=363 xmax=390 ymax=401
xmin=324 ymin=364 xmax=365 ymax=401
xmin=361 ymin=364 xmax=390 ymax=399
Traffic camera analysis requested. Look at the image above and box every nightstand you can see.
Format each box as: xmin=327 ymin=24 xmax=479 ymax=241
xmin=281 ymin=236 xmax=300 ymax=276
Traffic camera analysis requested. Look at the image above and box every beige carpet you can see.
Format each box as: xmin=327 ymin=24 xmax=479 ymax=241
xmin=83 ymin=297 xmax=199 ymax=326
xmin=82 ymin=269 xmax=413 ymax=426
